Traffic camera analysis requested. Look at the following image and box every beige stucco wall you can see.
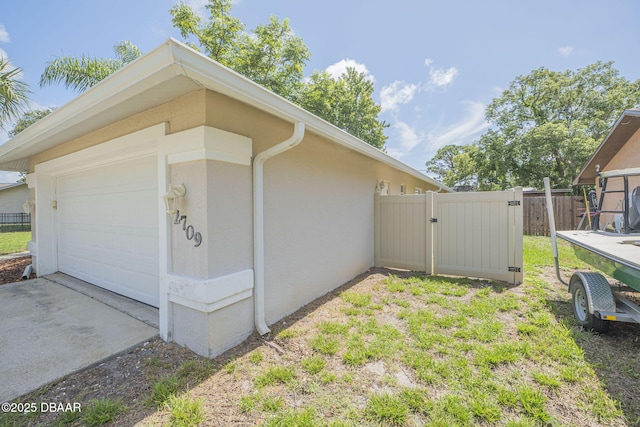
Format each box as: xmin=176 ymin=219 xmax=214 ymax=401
xmin=170 ymin=160 xmax=210 ymax=278
xmin=607 ymin=128 xmax=640 ymax=172
xmin=172 ymin=297 xmax=254 ymax=358
xmin=205 ymin=160 xmax=253 ymax=277
xmin=30 ymin=90 xmax=207 ymax=171
xmin=595 ymin=128 xmax=640 ymax=230
xmin=169 ymin=159 xmax=253 ymax=279
xmin=0 ymin=184 xmax=29 ymax=213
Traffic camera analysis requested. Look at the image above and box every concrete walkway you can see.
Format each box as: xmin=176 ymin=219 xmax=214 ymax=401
xmin=0 ymin=251 xmax=30 ymax=261
xmin=0 ymin=275 xmax=158 ymax=402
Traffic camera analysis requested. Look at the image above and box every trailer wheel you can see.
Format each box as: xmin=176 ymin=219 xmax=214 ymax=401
xmin=571 ymin=278 xmax=610 ymax=333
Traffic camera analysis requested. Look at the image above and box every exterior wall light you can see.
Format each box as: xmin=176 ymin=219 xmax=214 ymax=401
xmin=23 ymin=199 xmax=35 ymax=214
xmin=162 ymin=184 xmax=186 ymax=215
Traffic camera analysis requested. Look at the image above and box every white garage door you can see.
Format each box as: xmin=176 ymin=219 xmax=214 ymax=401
xmin=56 ymin=156 xmax=160 ymax=307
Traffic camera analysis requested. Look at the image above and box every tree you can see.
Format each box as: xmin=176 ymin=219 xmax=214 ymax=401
xmin=0 ymin=57 xmax=30 ymax=130
xmin=170 ymin=0 xmax=243 ymax=64
xmin=40 ymin=41 xmax=142 ymax=92
xmin=299 ymin=69 xmax=388 ymax=149
xmin=9 ymin=108 xmax=55 ymax=137
xmin=170 ymin=1 xmax=309 ymax=101
xmin=233 ymin=16 xmax=309 ymax=100
xmin=473 ymin=62 xmax=640 ymax=190
xmin=171 ymin=0 xmax=388 ymax=149
xmin=425 ymin=144 xmax=477 ymax=188
xmin=7 ymin=108 xmax=55 ymax=182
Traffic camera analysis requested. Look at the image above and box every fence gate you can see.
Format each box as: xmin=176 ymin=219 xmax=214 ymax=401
xmin=374 ymin=192 xmax=434 ymax=272
xmin=374 ymin=189 xmax=523 ymax=285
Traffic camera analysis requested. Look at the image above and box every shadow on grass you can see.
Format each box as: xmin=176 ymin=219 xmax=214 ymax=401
xmin=545 ymin=275 xmax=640 ymax=426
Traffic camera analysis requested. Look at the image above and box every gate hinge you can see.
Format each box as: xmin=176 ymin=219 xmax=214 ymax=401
xmin=430 ymin=218 xmax=438 ymax=223
xmin=508 ymin=200 xmax=521 ymax=206
xmin=508 ymin=266 xmax=522 ymax=272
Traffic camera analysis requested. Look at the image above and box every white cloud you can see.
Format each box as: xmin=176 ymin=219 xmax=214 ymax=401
xmin=426 ymin=101 xmax=489 ymax=152
xmin=422 ymin=58 xmax=459 ymax=89
xmin=0 ymin=25 xmax=9 ymax=43
xmin=395 ymin=121 xmax=423 ymax=152
xmin=558 ymin=45 xmax=574 ymax=57
xmin=325 ymin=58 xmax=375 ymax=82
xmin=385 ymin=103 xmax=489 ymax=165
xmin=380 ymin=80 xmax=420 ymax=113
xmin=429 ymin=66 xmax=458 ymax=88
xmin=378 ymin=59 xmax=458 ymax=113
xmin=385 ymin=121 xmax=425 ymax=161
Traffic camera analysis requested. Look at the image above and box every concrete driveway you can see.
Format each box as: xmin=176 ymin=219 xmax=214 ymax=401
xmin=0 ymin=274 xmax=158 ymax=403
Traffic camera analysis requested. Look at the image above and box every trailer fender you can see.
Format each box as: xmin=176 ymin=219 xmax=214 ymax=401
xmin=569 ymin=272 xmax=616 ymax=315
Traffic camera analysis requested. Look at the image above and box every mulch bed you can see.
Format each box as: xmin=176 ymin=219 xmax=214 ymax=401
xmin=0 ymin=256 xmax=35 ymax=285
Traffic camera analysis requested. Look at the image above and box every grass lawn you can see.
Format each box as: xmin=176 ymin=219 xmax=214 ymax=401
xmin=0 ymin=231 xmax=30 ymax=255
xmin=4 ymin=236 xmax=640 ymax=426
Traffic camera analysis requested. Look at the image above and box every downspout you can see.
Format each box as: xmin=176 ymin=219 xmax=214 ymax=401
xmin=22 ymin=264 xmax=33 ymax=280
xmin=253 ymin=121 xmax=305 ymax=335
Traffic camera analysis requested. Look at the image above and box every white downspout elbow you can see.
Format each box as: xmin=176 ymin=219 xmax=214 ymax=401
xmin=253 ymin=121 xmax=305 ymax=335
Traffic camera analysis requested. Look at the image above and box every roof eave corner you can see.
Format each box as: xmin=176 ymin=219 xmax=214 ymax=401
xmin=573 ymin=109 xmax=640 ymax=186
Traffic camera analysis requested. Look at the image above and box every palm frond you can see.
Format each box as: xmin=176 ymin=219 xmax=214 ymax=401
xmin=114 ymin=41 xmax=142 ymax=64
xmin=39 ymin=56 xmax=122 ymax=92
xmin=0 ymin=57 xmax=31 ymax=129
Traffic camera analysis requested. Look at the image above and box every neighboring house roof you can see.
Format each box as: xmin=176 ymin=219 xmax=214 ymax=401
xmin=574 ymin=109 xmax=640 ymax=185
xmin=0 ymin=182 xmax=26 ymax=192
xmin=0 ymin=38 xmax=451 ymax=192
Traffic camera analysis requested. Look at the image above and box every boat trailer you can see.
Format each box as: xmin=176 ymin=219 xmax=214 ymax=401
xmin=546 ymin=168 xmax=640 ymax=332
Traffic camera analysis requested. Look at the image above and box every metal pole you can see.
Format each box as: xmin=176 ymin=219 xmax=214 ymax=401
xmin=544 ymin=177 xmax=569 ymax=286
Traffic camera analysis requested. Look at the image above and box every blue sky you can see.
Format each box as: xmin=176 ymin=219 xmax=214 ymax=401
xmin=1 ymin=0 xmax=639 ymax=183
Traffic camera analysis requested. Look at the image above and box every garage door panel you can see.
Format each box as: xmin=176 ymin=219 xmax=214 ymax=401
xmin=57 ymin=157 xmax=159 ymax=307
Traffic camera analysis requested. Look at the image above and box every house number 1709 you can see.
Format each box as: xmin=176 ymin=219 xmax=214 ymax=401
xmin=174 ymin=210 xmax=202 ymax=247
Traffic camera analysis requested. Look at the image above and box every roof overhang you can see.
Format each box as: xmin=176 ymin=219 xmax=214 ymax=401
xmin=573 ymin=109 xmax=640 ymax=185
xmin=0 ymin=181 xmax=26 ymax=191
xmin=0 ymin=38 xmax=451 ymax=192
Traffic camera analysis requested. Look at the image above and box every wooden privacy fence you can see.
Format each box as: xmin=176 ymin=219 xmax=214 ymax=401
xmin=523 ymin=196 xmax=583 ymax=236
xmin=374 ymin=189 xmax=523 ymax=285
